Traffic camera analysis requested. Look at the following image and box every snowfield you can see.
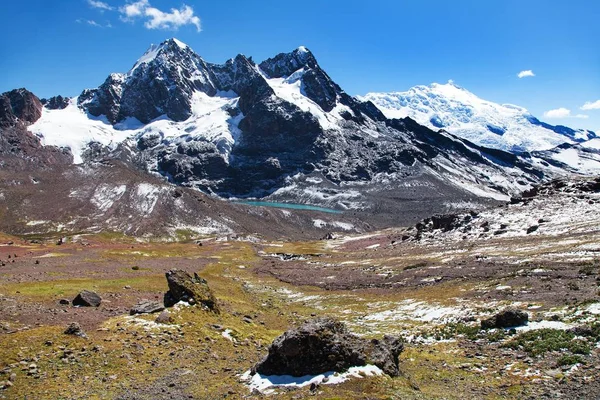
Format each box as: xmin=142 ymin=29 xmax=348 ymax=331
xmin=361 ymin=81 xmax=595 ymax=153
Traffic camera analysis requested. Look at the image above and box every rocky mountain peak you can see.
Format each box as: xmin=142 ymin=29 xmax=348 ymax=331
xmin=258 ymin=46 xmax=319 ymax=79
xmin=79 ymin=38 xmax=218 ymax=124
xmin=128 ymin=38 xmax=195 ymax=76
xmin=0 ymin=88 xmax=42 ymax=126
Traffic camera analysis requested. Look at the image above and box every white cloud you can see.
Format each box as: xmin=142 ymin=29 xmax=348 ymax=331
xmin=76 ymin=18 xmax=111 ymax=28
xmin=543 ymin=107 xmax=588 ymax=119
xmin=119 ymin=1 xmax=201 ymax=32
xmin=88 ymin=0 xmax=114 ymax=11
xmin=120 ymin=0 xmax=148 ymax=18
xmin=581 ymin=100 xmax=600 ymax=111
xmin=517 ymin=70 xmax=535 ymax=78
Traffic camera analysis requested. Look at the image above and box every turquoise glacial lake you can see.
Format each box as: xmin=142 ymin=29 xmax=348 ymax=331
xmin=234 ymin=201 xmax=343 ymax=214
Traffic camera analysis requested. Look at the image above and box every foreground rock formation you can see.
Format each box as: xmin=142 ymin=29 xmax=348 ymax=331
xmin=163 ymin=269 xmax=219 ymax=312
xmin=253 ymin=318 xmax=403 ymax=377
xmin=481 ymin=309 xmax=529 ymax=329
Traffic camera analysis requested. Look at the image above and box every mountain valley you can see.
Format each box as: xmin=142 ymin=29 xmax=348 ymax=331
xmin=1 ymin=38 xmax=600 ymax=399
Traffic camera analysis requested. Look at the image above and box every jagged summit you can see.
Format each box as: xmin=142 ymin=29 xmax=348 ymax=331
xmin=258 ymin=46 xmax=319 ymax=78
xmin=362 ymin=82 xmax=596 ymax=153
xmin=128 ymin=38 xmax=191 ymax=75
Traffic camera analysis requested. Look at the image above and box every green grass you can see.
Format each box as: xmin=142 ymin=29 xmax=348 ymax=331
xmin=502 ymin=329 xmax=591 ymax=356
xmin=1 ymin=276 xmax=166 ymax=298
xmin=556 ymin=354 xmax=583 ymax=367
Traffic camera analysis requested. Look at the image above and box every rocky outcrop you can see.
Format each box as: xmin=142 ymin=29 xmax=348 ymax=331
xmin=163 ymin=269 xmax=218 ymax=312
xmin=72 ymin=290 xmax=102 ymax=307
xmin=41 ymin=95 xmax=70 ymax=110
xmin=481 ymin=309 xmax=529 ymax=329
xmin=253 ymin=318 xmax=403 ymax=377
xmin=130 ymin=300 xmax=165 ymax=315
xmin=0 ymin=89 xmax=73 ymax=167
xmin=0 ymin=88 xmax=42 ymax=127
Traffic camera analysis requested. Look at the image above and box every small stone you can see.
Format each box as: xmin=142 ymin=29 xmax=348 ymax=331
xmin=155 ymin=310 xmax=173 ymax=324
xmin=58 ymin=299 xmax=70 ymax=305
xmin=64 ymin=322 xmax=87 ymax=338
xmin=526 ymin=225 xmax=539 ymax=234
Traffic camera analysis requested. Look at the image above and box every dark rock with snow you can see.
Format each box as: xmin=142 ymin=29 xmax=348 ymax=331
xmin=41 ymin=95 xmax=70 ymax=110
xmin=164 ymin=269 xmax=218 ymax=312
xmin=481 ymin=309 xmax=529 ymax=329
xmin=130 ymin=300 xmax=165 ymax=315
xmin=416 ymin=213 xmax=465 ymax=234
xmin=252 ymin=318 xmax=403 ymax=377
xmin=72 ymin=290 xmax=102 ymax=307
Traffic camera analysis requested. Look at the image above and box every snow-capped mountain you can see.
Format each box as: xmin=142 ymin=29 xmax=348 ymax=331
xmin=361 ymin=82 xmax=596 ymax=153
xmin=9 ymin=38 xmax=599 ymax=221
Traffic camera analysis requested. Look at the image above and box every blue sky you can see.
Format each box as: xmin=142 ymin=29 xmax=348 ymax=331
xmin=1 ymin=0 xmax=598 ymax=131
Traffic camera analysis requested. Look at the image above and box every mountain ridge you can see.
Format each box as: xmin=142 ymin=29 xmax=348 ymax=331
xmin=361 ymin=81 xmax=596 ymax=153
xmin=6 ymin=38 xmax=600 ymax=230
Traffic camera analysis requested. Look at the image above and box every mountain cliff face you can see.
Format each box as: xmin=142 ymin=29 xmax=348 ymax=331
xmin=362 ymin=82 xmax=596 ymax=153
xmin=0 ymin=89 xmax=72 ymax=168
xmin=13 ymin=39 xmax=600 ymax=219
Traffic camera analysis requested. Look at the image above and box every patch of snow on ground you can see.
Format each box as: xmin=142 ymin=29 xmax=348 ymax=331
xmin=362 ymin=299 xmax=469 ymax=324
xmin=91 ymin=184 xmax=127 ymax=212
xmin=26 ymin=220 xmax=50 ymax=226
xmin=313 ymin=219 xmax=327 ymax=228
xmin=241 ymin=365 xmax=383 ymax=393
xmin=135 ymin=183 xmax=161 ymax=215
xmin=222 ymin=329 xmax=235 ymax=342
xmin=515 ymin=320 xmax=574 ymax=332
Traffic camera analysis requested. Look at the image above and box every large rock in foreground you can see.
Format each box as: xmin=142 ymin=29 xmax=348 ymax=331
xmin=481 ymin=309 xmax=529 ymax=329
xmin=163 ymin=269 xmax=219 ymax=312
xmin=253 ymin=318 xmax=403 ymax=377
xmin=72 ymin=290 xmax=101 ymax=307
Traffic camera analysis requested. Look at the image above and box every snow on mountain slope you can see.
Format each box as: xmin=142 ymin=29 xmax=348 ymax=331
xmin=30 ymin=91 xmax=241 ymax=164
xmin=361 ymin=82 xmax=596 ymax=153
xmin=258 ymin=66 xmax=351 ymax=131
xmin=29 ymin=98 xmax=131 ymax=163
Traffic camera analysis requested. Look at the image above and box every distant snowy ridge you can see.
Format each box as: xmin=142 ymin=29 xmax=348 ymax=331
xmin=361 ymin=82 xmax=596 ymax=153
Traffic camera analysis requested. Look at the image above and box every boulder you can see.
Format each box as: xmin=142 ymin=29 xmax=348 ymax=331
xmin=130 ymin=300 xmax=165 ymax=315
xmin=72 ymin=290 xmax=101 ymax=307
xmin=163 ymin=269 xmax=218 ymax=312
xmin=481 ymin=309 xmax=529 ymax=329
xmin=252 ymin=318 xmax=403 ymax=377
xmin=64 ymin=322 xmax=86 ymax=338
xmin=155 ymin=310 xmax=173 ymax=324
